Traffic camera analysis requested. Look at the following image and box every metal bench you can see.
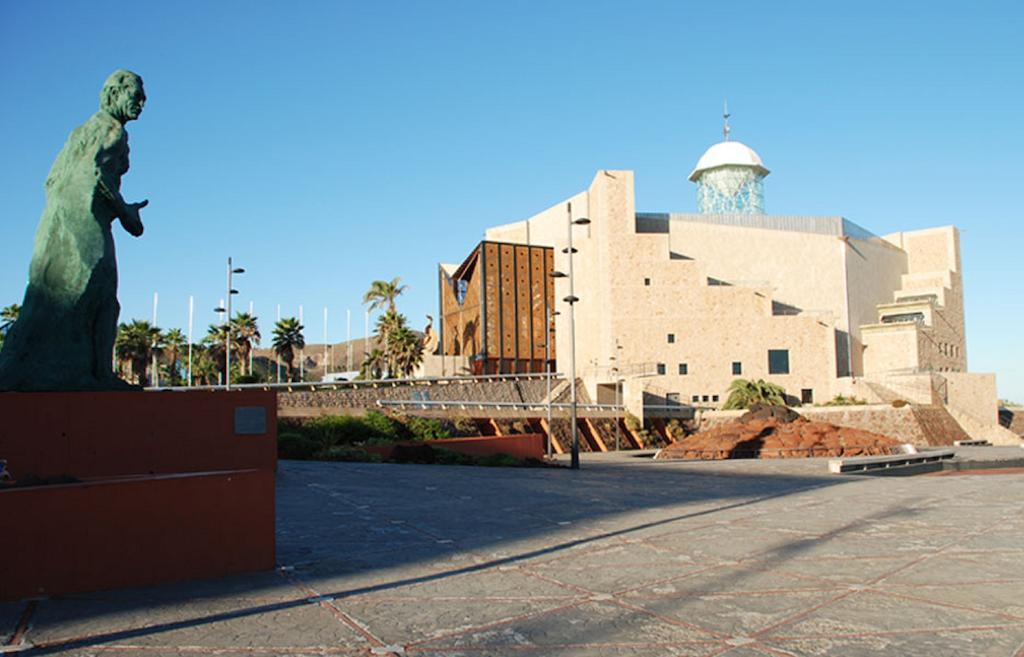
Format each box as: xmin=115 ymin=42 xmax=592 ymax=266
xmin=828 ymin=449 xmax=955 ymax=474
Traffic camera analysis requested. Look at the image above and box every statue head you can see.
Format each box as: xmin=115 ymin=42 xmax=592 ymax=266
xmin=100 ymin=69 xmax=146 ymax=124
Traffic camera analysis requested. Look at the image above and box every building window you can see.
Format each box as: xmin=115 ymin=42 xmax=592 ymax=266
xmin=656 ymin=363 xmax=666 ymax=375
xmin=801 ymin=388 xmax=814 ymax=404
xmin=768 ymin=349 xmax=790 ymax=375
xmin=667 ymin=333 xmax=675 ymax=343
xmin=692 ymin=395 xmax=699 ymax=402
xmin=702 ymin=395 xmax=710 ymax=402
xmin=644 ymin=277 xmax=651 ymax=286
xmin=678 ymin=363 xmax=688 ymax=375
xmin=732 ymin=362 xmax=742 ymax=375
xmin=712 ymin=394 xmax=719 ymax=402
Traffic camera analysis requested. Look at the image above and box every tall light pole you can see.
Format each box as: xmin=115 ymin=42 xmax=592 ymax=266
xmin=544 ymin=308 xmax=560 ymax=459
xmin=213 ymin=257 xmax=244 ymax=391
xmin=551 ymin=202 xmax=589 ymax=470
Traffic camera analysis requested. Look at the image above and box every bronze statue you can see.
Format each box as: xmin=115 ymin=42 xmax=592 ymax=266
xmin=0 ymin=70 xmax=148 ymax=391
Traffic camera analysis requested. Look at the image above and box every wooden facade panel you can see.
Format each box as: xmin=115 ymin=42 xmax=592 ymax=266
xmin=483 ymin=243 xmax=501 ymax=360
xmin=440 ymin=240 xmax=554 ymax=374
xmin=499 ymin=244 xmax=517 ymax=360
xmin=515 ymin=245 xmax=532 ymax=361
xmin=530 ymin=247 xmax=548 ymax=362
xmin=440 ymin=249 xmax=483 ymax=359
xmin=547 ymin=249 xmax=555 ymax=361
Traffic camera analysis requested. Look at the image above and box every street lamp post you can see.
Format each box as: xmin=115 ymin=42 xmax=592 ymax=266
xmin=544 ymin=308 xmax=560 ymax=459
xmin=213 ymin=257 xmax=245 ymax=391
xmin=552 ymin=202 xmax=590 ymax=470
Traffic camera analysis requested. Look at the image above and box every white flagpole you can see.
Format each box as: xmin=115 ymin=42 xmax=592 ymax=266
xmin=249 ymin=299 xmax=255 ymax=376
xmin=151 ymin=292 xmax=159 ymax=387
xmin=323 ymin=306 xmax=329 ymax=377
xmin=187 ymin=295 xmax=194 ymax=386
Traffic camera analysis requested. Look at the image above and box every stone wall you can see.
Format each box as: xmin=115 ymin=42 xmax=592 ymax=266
xmin=278 ymin=377 xmax=589 ymax=415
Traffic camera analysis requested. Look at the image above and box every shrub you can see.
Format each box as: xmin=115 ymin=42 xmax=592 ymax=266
xmin=451 ymin=416 xmax=479 ymax=436
xmin=477 ymin=453 xmax=521 ymax=467
xmin=722 ymin=379 xmax=787 ymax=410
xmin=315 ymin=445 xmax=380 ymax=462
xmin=432 ymin=447 xmax=476 ymax=465
xmin=362 ymin=409 xmax=402 ymax=441
xmin=405 ymin=416 xmax=452 ymax=441
xmin=823 ymin=394 xmax=869 ymax=406
xmin=278 ymin=432 xmax=319 ymax=460
xmin=624 ymin=412 xmax=642 ymax=432
xmin=303 ymin=415 xmax=368 ymax=447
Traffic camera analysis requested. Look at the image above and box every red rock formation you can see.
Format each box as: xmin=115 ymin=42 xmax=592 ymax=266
xmin=655 ymin=412 xmax=903 ymax=460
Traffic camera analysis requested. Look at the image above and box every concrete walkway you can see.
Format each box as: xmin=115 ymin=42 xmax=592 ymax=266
xmin=6 ymin=450 xmax=1024 ymax=656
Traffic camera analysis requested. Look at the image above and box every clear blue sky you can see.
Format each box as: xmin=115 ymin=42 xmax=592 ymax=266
xmin=1 ymin=1 xmax=1021 ymax=400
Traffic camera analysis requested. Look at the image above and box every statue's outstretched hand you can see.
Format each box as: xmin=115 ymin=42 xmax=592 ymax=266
xmin=120 ymin=199 xmax=148 ymax=237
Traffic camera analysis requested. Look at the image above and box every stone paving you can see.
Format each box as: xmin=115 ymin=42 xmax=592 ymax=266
xmin=6 ymin=449 xmax=1024 ymax=656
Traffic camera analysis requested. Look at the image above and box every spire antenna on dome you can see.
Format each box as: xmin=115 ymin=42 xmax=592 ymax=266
xmin=723 ymin=99 xmax=731 ymax=141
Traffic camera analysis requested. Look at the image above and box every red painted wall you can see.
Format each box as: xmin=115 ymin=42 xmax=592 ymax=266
xmin=0 ymin=390 xmax=277 ymax=602
xmin=426 ymin=434 xmax=545 ymax=459
xmin=0 ymin=390 xmax=276 ymax=480
xmin=363 ymin=434 xmax=546 ymax=461
xmin=1 ymin=469 xmax=274 ymax=601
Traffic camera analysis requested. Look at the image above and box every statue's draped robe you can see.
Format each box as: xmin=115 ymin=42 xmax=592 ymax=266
xmin=0 ymin=111 xmax=132 ymax=390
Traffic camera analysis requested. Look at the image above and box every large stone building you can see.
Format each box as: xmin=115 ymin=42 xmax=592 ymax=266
xmin=438 ymin=127 xmax=1012 ymax=441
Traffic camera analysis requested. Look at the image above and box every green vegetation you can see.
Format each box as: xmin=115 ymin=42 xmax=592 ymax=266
xmin=276 ymin=410 xmax=533 ymax=467
xmin=821 ymin=394 xmax=869 ymax=406
xmin=0 ymin=303 xmax=20 ymax=348
xmin=272 ymin=317 xmax=305 ymax=382
xmin=722 ymin=379 xmax=787 ymax=410
xmin=115 ymin=319 xmax=162 ymax=385
xmin=360 ymin=277 xmax=424 ymax=379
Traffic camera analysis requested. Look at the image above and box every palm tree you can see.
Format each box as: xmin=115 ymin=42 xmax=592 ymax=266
xmin=272 ymin=317 xmax=305 ymax=382
xmin=190 ymin=344 xmax=219 ymax=386
xmin=363 ymin=278 xmax=407 ymax=315
xmin=722 ymin=379 xmax=788 ymax=410
xmin=203 ymin=323 xmax=233 ymax=382
xmin=375 ymin=309 xmax=407 ymax=341
xmin=231 ymin=312 xmax=261 ymax=375
xmin=388 ymin=325 xmax=424 ymax=377
xmin=162 ymin=328 xmax=187 ymax=384
xmin=360 ymin=347 xmax=387 ymax=380
xmin=115 ymin=319 xmax=161 ymax=386
xmin=0 ymin=304 xmax=20 ymax=333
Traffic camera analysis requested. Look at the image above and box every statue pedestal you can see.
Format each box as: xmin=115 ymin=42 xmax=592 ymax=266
xmin=0 ymin=390 xmax=277 ymax=601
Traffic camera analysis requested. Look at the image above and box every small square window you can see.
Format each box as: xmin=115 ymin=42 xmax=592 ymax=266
xmin=801 ymin=388 xmax=814 ymax=404
xmin=667 ymin=333 xmax=675 ymax=343
xmin=702 ymin=395 xmax=709 ymax=402
xmin=692 ymin=395 xmax=700 ymax=402
xmin=732 ymin=362 xmax=742 ymax=375
xmin=712 ymin=394 xmax=719 ymax=402
xmin=656 ymin=363 xmax=666 ymax=375
xmin=678 ymin=363 xmax=688 ymax=375
xmin=644 ymin=277 xmax=651 ymax=286
xmin=768 ymin=349 xmax=790 ymax=375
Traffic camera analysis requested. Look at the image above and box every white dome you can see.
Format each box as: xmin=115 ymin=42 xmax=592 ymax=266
xmin=688 ymin=140 xmax=769 ymax=182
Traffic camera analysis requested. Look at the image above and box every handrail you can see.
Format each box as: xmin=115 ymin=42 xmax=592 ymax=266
xmin=147 ymin=372 xmax=565 ymax=393
xmin=376 ymin=399 xmax=623 ymax=412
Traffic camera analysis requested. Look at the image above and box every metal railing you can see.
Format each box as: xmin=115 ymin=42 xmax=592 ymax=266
xmin=147 ymin=371 xmax=564 ymax=393
xmin=376 ymin=399 xmax=623 ymax=413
